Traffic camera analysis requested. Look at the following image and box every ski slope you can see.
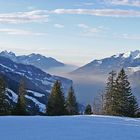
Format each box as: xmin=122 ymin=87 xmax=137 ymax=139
xmin=0 ymin=115 xmax=140 ymax=140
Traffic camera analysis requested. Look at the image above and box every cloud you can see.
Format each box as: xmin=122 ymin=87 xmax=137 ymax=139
xmin=113 ymin=33 xmax=140 ymax=40
xmin=105 ymin=0 xmax=140 ymax=7
xmin=0 ymin=10 xmax=49 ymax=24
xmin=77 ymin=24 xmax=103 ymax=36
xmin=77 ymin=24 xmax=89 ymax=29
xmin=119 ymin=34 xmax=140 ymax=40
xmin=1 ymin=8 xmax=140 ymax=25
xmin=75 ymin=2 xmax=94 ymax=7
xmin=54 ymin=24 xmax=64 ymax=28
xmin=0 ymin=28 xmax=47 ymax=36
xmin=51 ymin=8 xmax=140 ymax=17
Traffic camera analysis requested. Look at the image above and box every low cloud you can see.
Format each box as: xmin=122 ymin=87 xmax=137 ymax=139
xmin=51 ymin=8 xmax=140 ymax=17
xmin=0 ymin=28 xmax=47 ymax=36
xmin=54 ymin=24 xmax=64 ymax=28
xmin=105 ymin=0 xmax=140 ymax=7
xmin=0 ymin=8 xmax=140 ymax=25
xmin=75 ymin=2 xmax=94 ymax=7
xmin=77 ymin=24 xmax=104 ymax=36
xmin=0 ymin=10 xmax=49 ymax=24
xmin=119 ymin=34 xmax=140 ymax=40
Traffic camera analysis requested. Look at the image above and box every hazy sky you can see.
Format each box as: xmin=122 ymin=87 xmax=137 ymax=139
xmin=0 ymin=0 xmax=140 ymax=66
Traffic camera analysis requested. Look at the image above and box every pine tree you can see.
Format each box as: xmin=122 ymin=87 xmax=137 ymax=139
xmin=104 ymin=71 xmax=117 ymax=115
xmin=84 ymin=104 xmax=92 ymax=115
xmin=115 ymin=68 xmax=138 ymax=117
xmin=13 ymin=80 xmax=27 ymax=115
xmin=46 ymin=80 xmax=66 ymax=116
xmin=128 ymin=95 xmax=139 ymax=117
xmin=104 ymin=69 xmax=138 ymax=117
xmin=0 ymin=76 xmax=10 ymax=115
xmin=66 ymin=86 xmax=78 ymax=115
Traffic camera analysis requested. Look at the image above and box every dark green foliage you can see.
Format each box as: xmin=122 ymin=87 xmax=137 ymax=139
xmin=66 ymin=86 xmax=78 ymax=115
xmin=46 ymin=80 xmax=66 ymax=116
xmin=104 ymin=69 xmax=139 ymax=117
xmin=13 ymin=80 xmax=28 ymax=115
xmin=0 ymin=76 xmax=10 ymax=115
xmin=84 ymin=104 xmax=92 ymax=115
xmin=104 ymin=71 xmax=117 ymax=115
xmin=115 ymin=69 xmax=138 ymax=117
xmin=128 ymin=95 xmax=139 ymax=117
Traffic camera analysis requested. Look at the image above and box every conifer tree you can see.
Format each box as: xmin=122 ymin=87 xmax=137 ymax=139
xmin=104 ymin=69 xmax=138 ymax=117
xmin=128 ymin=95 xmax=139 ymax=117
xmin=46 ymin=80 xmax=66 ymax=116
xmin=0 ymin=76 xmax=10 ymax=115
xmin=104 ymin=71 xmax=117 ymax=115
xmin=114 ymin=68 xmax=138 ymax=117
xmin=66 ymin=86 xmax=78 ymax=115
xmin=13 ymin=80 xmax=27 ymax=115
xmin=84 ymin=104 xmax=92 ymax=115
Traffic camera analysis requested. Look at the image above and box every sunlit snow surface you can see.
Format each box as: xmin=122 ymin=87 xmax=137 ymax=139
xmin=0 ymin=115 xmax=140 ymax=140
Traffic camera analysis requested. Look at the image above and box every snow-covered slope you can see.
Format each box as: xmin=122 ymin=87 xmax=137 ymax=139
xmin=0 ymin=56 xmax=72 ymax=114
xmin=72 ymin=50 xmax=140 ymax=75
xmin=0 ymin=50 xmax=65 ymax=70
xmin=0 ymin=115 xmax=140 ymax=140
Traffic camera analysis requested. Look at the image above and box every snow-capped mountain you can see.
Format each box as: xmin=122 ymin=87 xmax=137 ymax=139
xmin=72 ymin=50 xmax=140 ymax=75
xmin=70 ymin=50 xmax=140 ymax=105
xmin=0 ymin=56 xmax=72 ymax=114
xmin=0 ymin=50 xmax=65 ymax=70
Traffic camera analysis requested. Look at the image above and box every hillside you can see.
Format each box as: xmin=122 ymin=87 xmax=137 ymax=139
xmin=72 ymin=50 xmax=140 ymax=75
xmin=0 ymin=56 xmax=72 ymax=114
xmin=0 ymin=115 xmax=140 ymax=140
xmin=70 ymin=50 xmax=140 ymax=105
xmin=0 ymin=51 xmax=65 ymax=70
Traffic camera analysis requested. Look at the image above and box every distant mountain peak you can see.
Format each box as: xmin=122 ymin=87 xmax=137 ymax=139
xmin=0 ymin=50 xmax=16 ymax=57
xmin=0 ymin=50 xmax=16 ymax=61
xmin=111 ymin=50 xmax=140 ymax=60
xmin=72 ymin=50 xmax=140 ymax=75
xmin=0 ymin=50 xmax=65 ymax=70
xmin=122 ymin=50 xmax=140 ymax=59
xmin=28 ymin=53 xmax=44 ymax=57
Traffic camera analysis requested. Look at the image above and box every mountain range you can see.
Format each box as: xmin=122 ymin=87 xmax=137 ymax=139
xmin=0 ymin=50 xmax=65 ymax=71
xmin=1 ymin=50 xmax=140 ymax=108
xmin=72 ymin=50 xmax=140 ymax=75
xmin=0 ymin=56 xmax=72 ymax=114
xmin=70 ymin=50 xmax=140 ymax=104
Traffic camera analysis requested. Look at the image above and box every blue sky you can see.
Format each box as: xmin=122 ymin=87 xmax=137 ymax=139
xmin=0 ymin=0 xmax=140 ymax=66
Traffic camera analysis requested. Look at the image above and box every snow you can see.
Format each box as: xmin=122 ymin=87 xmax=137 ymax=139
xmin=113 ymin=54 xmax=120 ymax=58
xmin=25 ymin=95 xmax=46 ymax=112
xmin=123 ymin=51 xmax=131 ymax=58
xmin=123 ymin=50 xmax=140 ymax=59
xmin=27 ymin=90 xmax=45 ymax=98
xmin=97 ymin=60 xmax=102 ymax=64
xmin=0 ymin=64 xmax=14 ymax=72
xmin=0 ymin=115 xmax=140 ymax=140
xmin=6 ymin=88 xmax=18 ymax=103
xmin=41 ymin=79 xmax=53 ymax=86
xmin=14 ymin=64 xmax=18 ymax=69
xmin=127 ymin=66 xmax=140 ymax=72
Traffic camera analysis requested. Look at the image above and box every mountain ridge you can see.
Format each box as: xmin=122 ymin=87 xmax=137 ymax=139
xmin=0 ymin=50 xmax=65 ymax=70
xmin=0 ymin=56 xmax=72 ymax=114
xmin=72 ymin=50 xmax=140 ymax=75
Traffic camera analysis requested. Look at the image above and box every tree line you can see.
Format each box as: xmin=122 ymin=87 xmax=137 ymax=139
xmin=0 ymin=68 xmax=140 ymax=117
xmin=0 ymin=77 xmax=79 ymax=116
xmin=84 ymin=69 xmax=140 ymax=117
